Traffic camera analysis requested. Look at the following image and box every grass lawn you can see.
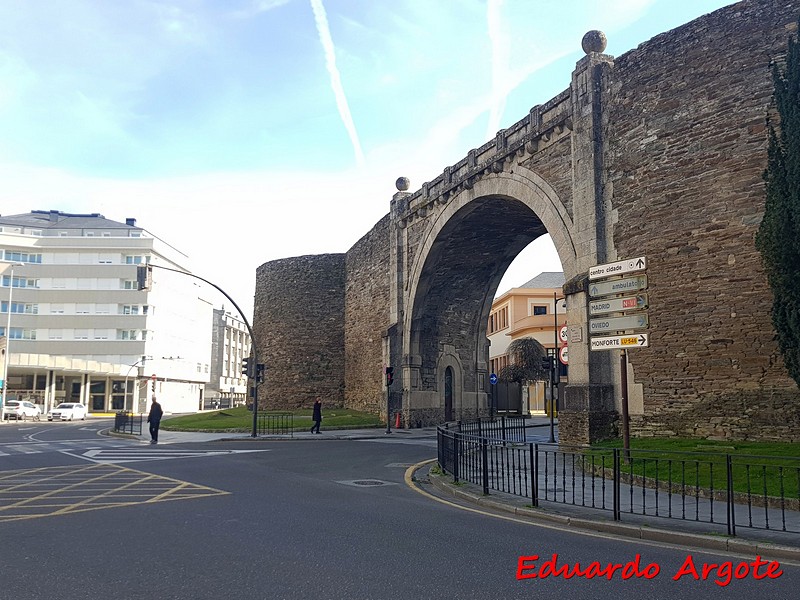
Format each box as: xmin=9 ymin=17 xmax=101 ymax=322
xmin=161 ymin=406 xmax=383 ymax=432
xmin=584 ymin=438 xmax=800 ymax=499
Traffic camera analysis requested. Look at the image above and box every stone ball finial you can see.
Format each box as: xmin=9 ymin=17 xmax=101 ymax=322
xmin=581 ymin=30 xmax=607 ymax=54
xmin=395 ymin=176 xmax=410 ymax=192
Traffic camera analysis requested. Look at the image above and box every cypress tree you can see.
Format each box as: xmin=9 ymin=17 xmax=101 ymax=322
xmin=755 ymin=22 xmax=800 ymax=387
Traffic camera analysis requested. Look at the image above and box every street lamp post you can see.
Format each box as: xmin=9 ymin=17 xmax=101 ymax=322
xmin=124 ymin=355 xmax=153 ymax=413
xmin=1 ymin=263 xmax=23 ymax=417
xmin=549 ymin=292 xmax=565 ymax=444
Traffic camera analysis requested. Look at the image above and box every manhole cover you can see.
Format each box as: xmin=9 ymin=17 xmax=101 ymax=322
xmin=337 ymin=479 xmax=396 ymax=488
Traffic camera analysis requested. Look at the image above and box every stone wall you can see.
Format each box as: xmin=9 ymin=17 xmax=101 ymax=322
xmin=344 ymin=215 xmax=391 ymax=412
xmin=253 ymin=254 xmax=346 ymax=409
xmin=606 ymin=0 xmax=800 ymax=440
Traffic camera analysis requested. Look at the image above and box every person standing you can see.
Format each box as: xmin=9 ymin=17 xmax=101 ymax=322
xmin=147 ymin=395 xmax=163 ymax=444
xmin=310 ymin=398 xmax=322 ymax=434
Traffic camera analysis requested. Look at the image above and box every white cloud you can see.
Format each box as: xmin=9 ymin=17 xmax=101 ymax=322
xmin=310 ymin=0 xmax=365 ymax=167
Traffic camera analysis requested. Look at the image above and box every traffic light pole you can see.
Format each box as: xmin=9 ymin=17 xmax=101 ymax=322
xmin=139 ymin=264 xmax=260 ymax=437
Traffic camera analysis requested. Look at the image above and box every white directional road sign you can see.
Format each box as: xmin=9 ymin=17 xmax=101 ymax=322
xmin=589 ymin=275 xmax=648 ymax=298
xmin=589 ymin=313 xmax=649 ymax=334
xmin=589 ymin=294 xmax=648 ymax=316
xmin=590 ymin=333 xmax=650 ymax=351
xmin=589 ymin=256 xmax=647 ymax=281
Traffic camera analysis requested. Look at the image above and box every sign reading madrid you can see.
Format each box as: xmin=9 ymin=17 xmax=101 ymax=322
xmin=589 ymin=294 xmax=648 ymax=316
xmin=589 ymin=256 xmax=647 ymax=281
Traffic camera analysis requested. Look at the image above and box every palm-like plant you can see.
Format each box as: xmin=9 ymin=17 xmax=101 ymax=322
xmin=498 ymin=337 xmax=549 ymax=384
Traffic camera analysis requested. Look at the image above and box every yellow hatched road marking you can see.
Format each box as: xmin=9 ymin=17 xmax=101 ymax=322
xmin=0 ymin=464 xmax=228 ymax=523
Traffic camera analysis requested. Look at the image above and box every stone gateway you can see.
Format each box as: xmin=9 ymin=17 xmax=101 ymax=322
xmin=254 ymin=0 xmax=800 ymax=444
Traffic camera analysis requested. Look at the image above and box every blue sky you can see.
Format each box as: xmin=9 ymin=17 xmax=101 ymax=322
xmin=0 ymin=0 xmax=734 ymax=318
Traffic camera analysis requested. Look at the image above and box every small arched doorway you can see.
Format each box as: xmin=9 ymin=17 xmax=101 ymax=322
xmin=444 ymin=367 xmax=454 ymax=421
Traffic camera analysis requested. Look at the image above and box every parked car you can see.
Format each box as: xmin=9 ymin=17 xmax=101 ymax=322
xmin=48 ymin=403 xmax=88 ymax=421
xmin=2 ymin=400 xmax=42 ymax=421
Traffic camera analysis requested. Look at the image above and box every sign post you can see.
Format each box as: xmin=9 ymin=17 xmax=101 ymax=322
xmin=588 ymin=256 xmax=649 ymax=458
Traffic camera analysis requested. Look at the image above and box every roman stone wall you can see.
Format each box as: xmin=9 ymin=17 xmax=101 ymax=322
xmin=606 ymin=0 xmax=800 ymax=440
xmin=344 ymin=215 xmax=391 ymax=412
xmin=253 ymin=254 xmax=346 ymax=409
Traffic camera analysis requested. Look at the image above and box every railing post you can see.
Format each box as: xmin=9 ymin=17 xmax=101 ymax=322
xmin=531 ymin=443 xmax=539 ymax=507
xmin=613 ymin=448 xmax=621 ymax=521
xmin=726 ymin=454 xmax=736 ymax=537
xmin=453 ymin=434 xmax=460 ymax=483
xmin=501 ymin=416 xmax=507 ymax=442
xmin=482 ymin=438 xmax=490 ymax=495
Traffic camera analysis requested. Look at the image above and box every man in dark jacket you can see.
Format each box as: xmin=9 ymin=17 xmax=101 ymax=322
xmin=310 ymin=398 xmax=322 ymax=434
xmin=147 ymin=396 xmax=163 ymax=444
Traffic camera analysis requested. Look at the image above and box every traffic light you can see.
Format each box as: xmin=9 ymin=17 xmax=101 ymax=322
xmin=136 ymin=265 xmax=152 ymax=290
xmin=242 ymin=356 xmax=252 ymax=378
xmin=385 ymin=366 xmax=394 ymax=387
xmin=541 ymin=355 xmax=554 ymax=378
xmin=256 ymin=363 xmax=265 ymax=384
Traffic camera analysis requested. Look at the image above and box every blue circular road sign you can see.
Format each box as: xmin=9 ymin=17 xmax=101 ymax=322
xmin=489 ymin=373 xmax=498 ymax=385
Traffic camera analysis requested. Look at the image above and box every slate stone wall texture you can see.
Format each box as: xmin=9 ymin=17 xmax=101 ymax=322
xmin=604 ymin=0 xmax=800 ymax=440
xmin=253 ymin=254 xmax=346 ymax=409
xmin=344 ymin=215 xmax=391 ymax=412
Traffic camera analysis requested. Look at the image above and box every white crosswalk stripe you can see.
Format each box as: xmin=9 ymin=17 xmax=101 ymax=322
xmin=71 ymin=448 xmax=270 ymax=464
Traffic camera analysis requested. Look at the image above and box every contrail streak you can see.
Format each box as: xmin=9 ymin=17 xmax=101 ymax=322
xmin=309 ymin=0 xmax=365 ymax=167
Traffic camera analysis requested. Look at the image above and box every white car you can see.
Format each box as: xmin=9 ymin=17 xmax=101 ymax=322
xmin=48 ymin=403 xmax=88 ymax=421
xmin=2 ymin=400 xmax=42 ymax=421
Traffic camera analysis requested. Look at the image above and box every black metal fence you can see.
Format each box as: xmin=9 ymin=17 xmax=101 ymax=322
xmin=257 ymin=413 xmax=293 ymax=436
xmin=437 ymin=426 xmax=800 ymax=537
xmin=457 ymin=416 xmax=526 ymax=443
xmin=114 ymin=411 xmax=142 ymax=435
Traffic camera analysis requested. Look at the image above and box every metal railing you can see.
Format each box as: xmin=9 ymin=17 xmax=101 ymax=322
xmin=437 ymin=426 xmax=800 ymax=537
xmin=257 ymin=412 xmax=293 ymax=437
xmin=113 ymin=411 xmax=142 ymax=435
xmin=457 ymin=416 xmax=526 ymax=443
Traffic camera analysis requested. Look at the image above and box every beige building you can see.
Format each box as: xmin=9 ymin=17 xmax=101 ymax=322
xmin=488 ymin=272 xmax=567 ymax=414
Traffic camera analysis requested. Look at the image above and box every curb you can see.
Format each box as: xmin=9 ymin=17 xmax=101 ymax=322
xmin=425 ymin=467 xmax=800 ymax=563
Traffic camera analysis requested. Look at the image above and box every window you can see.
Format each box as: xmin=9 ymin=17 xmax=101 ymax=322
xmin=0 ymin=327 xmax=37 ymax=340
xmin=74 ymin=329 xmax=89 ymax=340
xmin=488 ymin=306 xmax=509 ymax=334
xmin=532 ymin=305 xmax=547 ymax=316
xmin=49 ymin=330 xmax=63 ymax=340
xmin=50 ymin=304 xmax=65 ymax=314
xmin=122 ymin=280 xmax=137 ymax=290
xmin=2 ymin=276 xmax=39 ymax=289
xmin=2 ymin=302 xmax=38 ymax=314
xmin=98 ymin=254 xmax=113 ymax=264
xmin=121 ymin=305 xmax=140 ymax=315
xmin=59 ymin=232 xmax=68 ymax=237
xmin=117 ymin=330 xmax=138 ymax=340
xmin=93 ymin=330 xmax=109 ymax=340
xmin=102 ymin=232 xmax=110 ymax=237
xmin=96 ymin=304 xmax=110 ymax=314
xmin=76 ymin=304 xmax=91 ymax=314
xmin=52 ymin=278 xmax=66 ymax=289
xmin=124 ymin=255 xmax=144 ymax=265
xmin=3 ymin=251 xmax=42 ymax=264
xmin=85 ymin=232 xmax=95 ymax=237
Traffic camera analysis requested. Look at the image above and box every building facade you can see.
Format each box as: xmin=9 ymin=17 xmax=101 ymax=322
xmin=488 ymin=272 xmax=567 ymax=414
xmin=206 ymin=308 xmax=251 ymax=409
xmin=0 ymin=210 xmax=213 ymax=416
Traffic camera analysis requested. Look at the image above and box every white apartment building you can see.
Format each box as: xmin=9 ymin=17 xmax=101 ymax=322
xmin=0 ymin=210 xmax=214 ymax=416
xmin=206 ymin=308 xmax=251 ymax=409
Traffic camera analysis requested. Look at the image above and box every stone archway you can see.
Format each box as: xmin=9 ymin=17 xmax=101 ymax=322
xmin=396 ymin=169 xmax=581 ymax=426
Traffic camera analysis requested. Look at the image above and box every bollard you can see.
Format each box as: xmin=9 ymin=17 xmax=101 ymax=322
xmin=394 ymin=411 xmax=401 ymax=429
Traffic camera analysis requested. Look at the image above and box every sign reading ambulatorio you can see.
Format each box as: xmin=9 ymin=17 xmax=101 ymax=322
xmin=588 ymin=256 xmax=650 ymax=351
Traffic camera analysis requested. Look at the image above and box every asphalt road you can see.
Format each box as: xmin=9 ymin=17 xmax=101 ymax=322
xmin=0 ymin=420 xmax=798 ymax=599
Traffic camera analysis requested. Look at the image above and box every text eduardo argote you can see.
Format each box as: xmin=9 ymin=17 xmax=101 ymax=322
xmin=516 ymin=553 xmax=783 ymax=587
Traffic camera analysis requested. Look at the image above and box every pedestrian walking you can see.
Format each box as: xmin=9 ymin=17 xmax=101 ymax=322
xmin=147 ymin=395 xmax=163 ymax=444
xmin=310 ymin=398 xmax=322 ymax=434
